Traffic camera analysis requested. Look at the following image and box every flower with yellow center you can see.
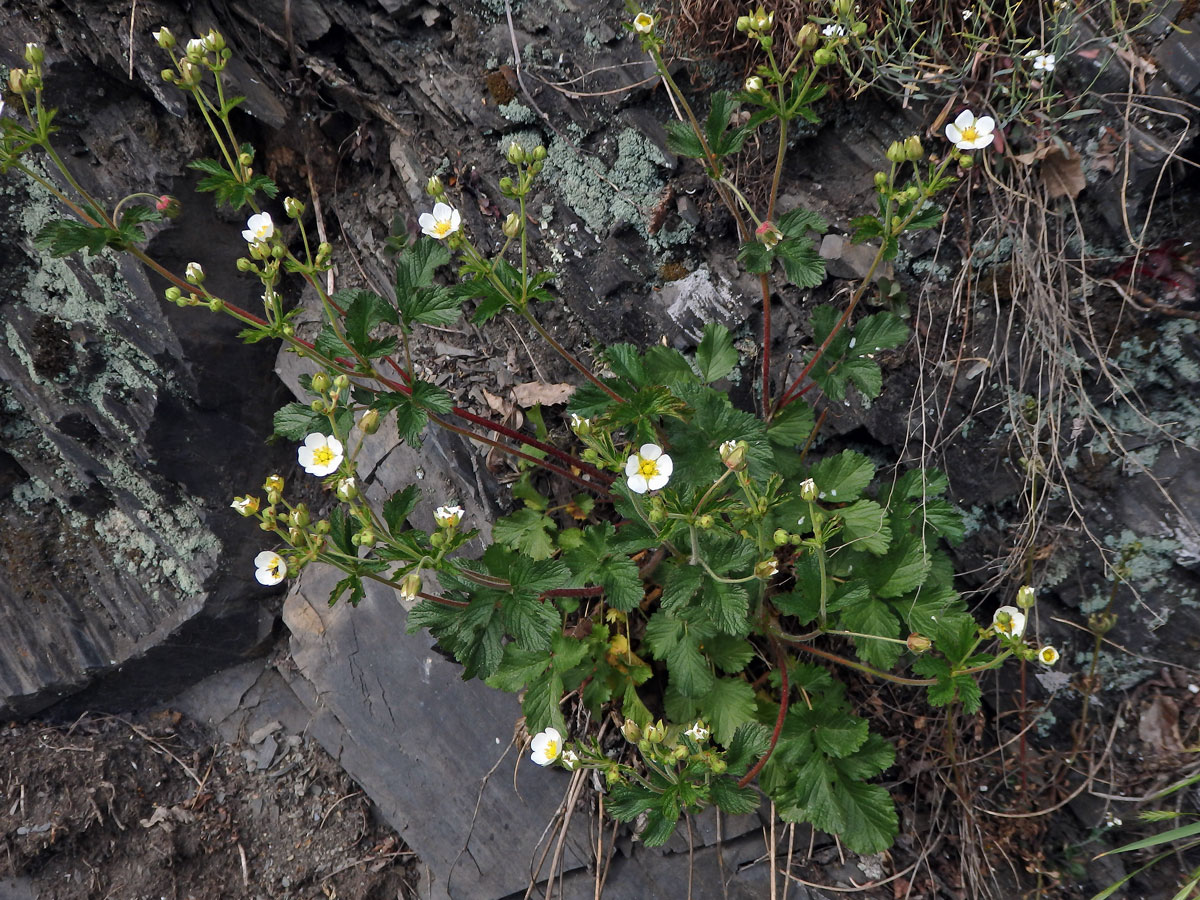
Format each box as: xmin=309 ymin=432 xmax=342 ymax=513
xmin=992 ymin=605 xmax=1026 ymax=639
xmin=418 ymin=202 xmax=461 ymax=240
xmin=1038 ymin=645 xmax=1059 ymax=666
xmin=297 ymin=432 xmax=344 ymax=477
xmin=242 ymin=211 xmax=275 ymax=244
xmin=625 ymin=443 xmax=673 ymax=494
xmin=685 ymin=721 xmax=709 ymax=742
xmin=945 ymin=109 xmax=995 ymax=151
xmin=632 ymin=12 xmax=654 ymax=33
xmin=435 ymin=505 xmax=464 ymax=528
xmin=254 ymin=551 xmax=286 ymax=585
xmin=530 ymin=727 xmax=562 ymax=766
xmin=231 ymin=495 xmax=260 ymax=516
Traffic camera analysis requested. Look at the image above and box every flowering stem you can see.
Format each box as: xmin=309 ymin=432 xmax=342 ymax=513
xmin=773 ymin=633 xmax=936 ymax=686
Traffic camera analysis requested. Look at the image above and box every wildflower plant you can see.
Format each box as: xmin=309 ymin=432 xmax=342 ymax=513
xmin=0 ymin=15 xmax=1059 ymax=856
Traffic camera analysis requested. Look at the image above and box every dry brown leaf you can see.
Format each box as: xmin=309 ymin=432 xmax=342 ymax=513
xmin=512 ymin=381 xmax=574 ymax=408
xmin=1137 ymin=694 xmax=1183 ymax=754
xmin=1042 ymin=145 xmax=1087 ymax=200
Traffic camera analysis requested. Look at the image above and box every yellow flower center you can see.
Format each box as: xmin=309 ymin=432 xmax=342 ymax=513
xmin=960 ymin=125 xmax=979 ymax=142
xmin=313 ymin=446 xmax=335 ymax=467
xmin=544 ymin=738 xmax=558 ymax=759
xmin=638 ymin=458 xmax=659 ymax=478
xmin=433 ymin=221 xmax=452 ymax=237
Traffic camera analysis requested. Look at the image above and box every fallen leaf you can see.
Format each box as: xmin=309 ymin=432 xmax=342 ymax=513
xmin=512 ymin=381 xmax=574 ymax=408
xmin=1137 ymin=694 xmax=1183 ymax=754
xmin=1041 ymin=145 xmax=1087 ymax=200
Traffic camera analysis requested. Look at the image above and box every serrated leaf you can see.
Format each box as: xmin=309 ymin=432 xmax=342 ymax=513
xmin=710 ymin=777 xmax=761 ymax=815
xmin=923 ymin=498 xmax=965 ymax=545
xmin=486 ymin=644 xmax=550 ymax=692
xmin=493 ymin=508 xmax=557 ymax=560
xmin=871 ymin=531 xmax=931 ymax=599
xmin=607 ymin=783 xmax=659 ymax=821
xmin=395 ymin=235 xmax=451 ymax=295
xmin=694 ymin=322 xmax=738 ymax=384
xmin=833 ymin=733 xmax=896 ymax=781
xmin=835 ymin=779 xmax=898 ymax=854
xmin=643 ymin=345 xmax=698 ymax=386
xmin=841 ymin=357 xmax=883 ymax=399
xmin=701 ymin=579 xmax=750 ymax=636
xmin=831 ymin=586 xmax=902 ymax=669
xmin=329 ymin=574 xmax=365 ymax=608
xmin=273 ymin=402 xmax=327 ymax=440
xmin=768 ymin=400 xmax=815 ymax=447
xmin=776 ymin=236 xmax=826 ymax=288
xmin=737 ymin=239 xmax=773 ymax=274
xmin=666 ymin=632 xmax=715 ymax=699
xmin=792 ymin=753 xmax=845 ymax=834
xmin=698 ymin=677 xmax=757 ymax=745
xmin=398 ymin=287 xmax=460 ymax=328
xmin=850 ymin=215 xmax=885 ymax=243
xmin=503 ymin=593 xmax=560 ymax=653
xmin=382 ymin=484 xmax=421 ymax=534
xmin=522 ymin=668 xmax=565 ymax=733
xmin=604 ymin=343 xmax=645 ymax=387
xmin=339 ymin=289 xmax=398 ymax=358
xmin=725 ymin=722 xmax=771 ymax=774
xmin=838 ymin=500 xmax=892 ymax=555
xmin=705 ymin=635 xmax=754 ymax=673
xmin=661 ymin=563 xmax=704 ymax=612
xmin=563 ymin=524 xmax=642 ymax=611
xmin=704 ymin=90 xmax=738 ymax=152
xmin=777 ymin=208 xmax=829 ymax=238
xmin=550 ymin=631 xmax=590 ymax=672
xmin=640 ymin=804 xmax=681 ymax=847
xmin=34 ymin=219 xmax=112 ymax=257
xmin=665 ymin=120 xmax=706 ymax=159
xmin=852 ymin=312 xmax=908 ymax=353
xmin=808 ymin=450 xmax=875 ymax=503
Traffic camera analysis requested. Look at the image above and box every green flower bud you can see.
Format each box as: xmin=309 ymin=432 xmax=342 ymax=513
xmin=744 ymin=75 xmax=764 ymax=92
xmin=959 ymin=153 xmax=974 ymax=168
xmin=532 ymin=145 xmax=547 ymax=161
xmin=355 ymin=527 xmax=376 ymax=547
xmin=359 ymin=408 xmax=381 ymax=434
xmin=24 ymin=43 xmax=44 ymax=66
xmin=400 ymin=571 xmax=422 ymax=601
xmin=284 ymin=196 xmax=305 ymax=219
xmin=736 ymin=15 xmax=752 ymax=31
xmin=754 ymin=558 xmax=779 ymax=580
xmin=1016 ymin=584 xmax=1036 ymax=610
xmin=906 ymin=633 xmax=932 ymax=653
xmin=696 ymin=514 xmax=715 ymax=529
xmin=813 ymin=47 xmax=834 ymax=66
xmin=208 ymin=298 xmax=224 ymax=313
xmin=672 ymin=745 xmax=689 ymax=760
xmin=426 ymin=175 xmax=444 ymax=196
xmin=203 ymin=30 xmax=226 ymax=52
xmin=333 ymin=374 xmax=350 ymax=391
xmin=852 ymin=21 xmax=868 ymax=36
xmin=165 ymin=286 xmax=183 ymax=304
xmin=796 ymin=23 xmax=819 ymax=52
xmin=773 ymin=528 xmax=790 ymax=546
xmin=9 ymin=68 xmax=28 ymax=94
xmin=498 ymin=176 xmax=515 ymax=196
xmin=152 ymin=27 xmax=176 ymax=49
xmin=644 ymin=720 xmax=666 ymax=743
xmin=506 ymin=141 xmax=526 ymax=165
xmin=316 ymin=242 xmax=333 ymax=265
xmin=711 ymin=759 xmax=727 ymax=774
xmin=874 ymin=172 xmax=889 ymax=190
xmin=719 ymin=439 xmax=747 ymax=471
xmin=904 ymin=135 xmax=925 ymax=161
xmin=264 ymin=474 xmax=284 ymax=493
xmin=160 ymin=68 xmax=177 ymax=84
xmin=502 ymin=212 xmax=522 ymax=238
xmin=310 ymin=372 xmax=330 ymax=394
xmin=886 ymin=140 xmax=907 ymax=164
xmin=621 ymin=718 xmax=642 ymax=743
xmin=799 ymin=478 xmax=818 ymax=502
xmin=310 ymin=399 xmax=325 ymax=413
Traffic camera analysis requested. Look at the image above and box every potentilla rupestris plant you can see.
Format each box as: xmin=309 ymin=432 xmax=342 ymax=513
xmin=0 ymin=13 xmax=1057 ymax=857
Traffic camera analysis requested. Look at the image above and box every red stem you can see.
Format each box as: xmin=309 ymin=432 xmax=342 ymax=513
xmin=760 ymin=273 xmax=773 ymax=418
xmin=738 ymin=642 xmax=789 ymax=788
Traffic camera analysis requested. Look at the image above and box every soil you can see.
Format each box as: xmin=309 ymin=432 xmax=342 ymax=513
xmin=0 ymin=708 xmax=418 ymax=899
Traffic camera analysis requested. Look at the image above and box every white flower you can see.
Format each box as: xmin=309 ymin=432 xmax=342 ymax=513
xmin=560 ymin=749 xmax=580 ymax=771
xmin=685 ymin=721 xmax=709 ymax=742
xmin=242 ymin=211 xmax=275 ymax=244
xmin=254 ymin=551 xmax=286 ymax=585
xmin=336 ymin=478 xmax=357 ymax=501
xmin=1038 ymin=645 xmax=1059 ymax=666
xmin=962 ymin=8 xmax=973 ymax=19
xmin=992 ymin=605 xmax=1027 ymax=639
xmin=297 ymin=432 xmax=344 ymax=476
xmin=744 ymin=75 xmax=763 ymax=92
xmin=633 ymin=12 xmax=655 ymax=33
xmin=530 ymin=727 xmax=562 ymax=766
xmin=231 ymin=495 xmax=259 ymax=516
xmin=823 ymin=23 xmax=846 ymax=36
xmin=185 ymin=261 xmax=204 ymax=283
xmin=186 ymin=37 xmax=206 ymax=56
xmin=625 ymin=443 xmax=673 ymax=494
xmin=945 ymin=109 xmax=995 ymax=151
xmin=435 ymin=505 xmax=464 ymax=528
xmin=418 ymin=202 xmax=461 ymax=240
xmin=1032 ymin=53 xmax=1056 ymax=72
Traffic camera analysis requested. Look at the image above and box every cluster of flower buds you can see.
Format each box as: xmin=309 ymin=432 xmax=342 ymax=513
xmin=9 ymin=43 xmax=46 ymax=94
xmin=736 ymin=6 xmax=775 ymax=36
xmin=885 ymin=135 xmax=925 ymax=165
xmin=498 ymin=142 xmax=548 ymax=200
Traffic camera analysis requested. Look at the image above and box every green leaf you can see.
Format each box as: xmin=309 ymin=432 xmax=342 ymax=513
xmin=607 ymin=783 xmax=659 ymax=821
xmin=838 ymin=500 xmax=892 ymax=555
xmin=852 ymin=312 xmax=908 ymax=353
xmin=397 ymin=287 xmax=460 ymax=328
xmin=808 ymin=450 xmax=875 ymax=503
xmin=777 ymin=208 xmax=828 ymax=238
xmin=330 ymin=574 xmax=365 ymax=607
xmin=493 ymin=508 xmax=558 ymax=560
xmin=698 ymin=677 xmax=757 ymax=745
xmin=643 ymin=345 xmax=698 ymax=387
xmin=833 ymin=733 xmax=896 ymax=781
xmin=835 ymin=779 xmax=898 ymax=854
xmin=791 ymin=753 xmax=845 ymax=834
xmin=34 ymin=219 xmax=112 ymax=257
xmin=645 ymin=612 xmax=714 ymax=699
xmin=870 ymin=531 xmax=931 ymax=599
xmin=923 ymin=498 xmax=965 ymax=545
xmin=640 ymin=804 xmax=681 ymax=847
xmin=701 ymin=579 xmax=750 ymax=636
xmin=840 ymin=357 xmax=883 ymax=399
xmin=710 ymin=777 xmax=761 ymax=815
xmin=272 ymin=402 xmax=327 ymax=440
xmin=503 ymin=592 xmax=560 ymax=653
xmin=563 ymin=524 xmax=642 ymax=611
xmin=725 ymin=722 xmax=771 ymax=774
xmin=776 ymin=236 xmax=826 ymax=288
xmin=705 ymin=634 xmax=755 ymax=674
xmin=694 ymin=322 xmax=738 ymax=383
xmin=395 ymin=236 xmax=451 ymax=295
xmin=486 ymin=644 xmax=550 ymax=692
xmin=382 ymin=485 xmax=421 ymax=534
xmin=521 ymin=668 xmax=565 ymax=733
xmin=830 ymin=585 xmax=902 ymax=669
xmin=768 ymin=401 xmax=815 ymax=447
xmin=850 ymin=215 xmax=884 ymax=243
xmin=661 ymin=563 xmax=704 ymax=613
xmin=550 ymin=631 xmax=590 ymax=672
xmin=664 ymin=120 xmax=706 ymax=159
xmin=604 ymin=343 xmax=645 ymax=386
xmin=339 ymin=289 xmax=399 ymax=358
xmin=704 ymin=90 xmax=738 ymax=153
xmin=737 ymin=239 xmax=772 ymax=274
xmin=791 ymin=703 xmax=870 ymax=759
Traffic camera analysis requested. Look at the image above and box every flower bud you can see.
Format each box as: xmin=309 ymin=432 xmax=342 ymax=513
xmin=506 ymin=141 xmax=526 ymax=165
xmin=719 ymin=439 xmax=747 ymax=470
xmin=736 ymin=15 xmax=752 ymax=32
xmin=434 ymin=505 xmax=464 ymax=528
xmin=153 ymin=27 xmax=176 ymax=49
xmin=711 ymin=759 xmax=727 ymax=774
xmin=644 ymin=720 xmax=666 ymax=743
xmin=425 ymin=175 xmax=444 ymax=196
xmin=621 ymin=718 xmax=642 ymax=743
xmin=161 ymin=68 xmax=177 ymax=84
xmin=310 ymin=372 xmax=330 ymax=394
xmin=231 ymin=495 xmax=260 ymax=516
xmin=355 ymin=527 xmax=376 ymax=548
xmin=852 ymin=21 xmax=868 ymax=37
xmin=315 ymin=242 xmax=333 ymax=265
xmin=25 ymin=43 xmax=44 ymax=66
xmin=203 ymin=30 xmax=225 ymax=52
xmin=498 ymin=176 xmax=515 ymax=196
xmin=185 ymin=37 xmax=206 ymax=59
xmin=400 ymin=571 xmax=422 ymax=601
xmin=906 ymin=633 xmax=932 ymax=653
xmin=185 ymin=261 xmax=205 ymax=283
xmin=773 ymin=528 xmax=790 ymax=546
xmin=755 ymin=220 xmax=783 ymax=249
xmin=359 ymin=408 xmax=381 ymax=434
xmin=813 ymin=47 xmax=834 ymax=66
xmin=532 ymin=145 xmax=547 ymax=161
xmin=8 ymin=68 xmax=27 ymax=94
xmin=696 ymin=514 xmax=715 ymax=529
xmin=796 ymin=23 xmax=819 ymax=51
xmin=291 ymin=504 xmax=310 ymax=527
xmin=799 ymin=478 xmax=818 ymax=502
xmin=208 ymin=298 xmax=224 ymax=313
xmin=178 ymin=59 xmax=201 ymax=86
xmin=569 ymin=413 xmax=592 ymax=436
xmin=754 ymin=558 xmax=779 ymax=579
xmin=236 ymin=257 xmax=257 ymax=273
xmin=165 ymin=286 xmax=183 ymax=304
xmin=502 ymin=212 xmax=522 ymax=238
xmin=886 ymin=140 xmax=907 ymax=164
xmin=904 ymin=135 xmax=925 ymax=161
xmin=1016 ymin=584 xmax=1036 ymax=610
xmin=333 ymin=374 xmax=350 ymax=391
xmin=958 ymin=153 xmax=974 ymax=168
xmin=744 ymin=75 xmax=764 ymax=92
xmin=672 ymin=745 xmax=689 ymax=760
xmin=284 ymin=196 xmax=305 ymax=219
xmin=337 ymin=477 xmax=358 ymax=502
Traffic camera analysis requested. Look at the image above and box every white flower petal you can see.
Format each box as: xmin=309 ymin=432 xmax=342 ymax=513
xmin=627 ymin=473 xmax=649 ymax=494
